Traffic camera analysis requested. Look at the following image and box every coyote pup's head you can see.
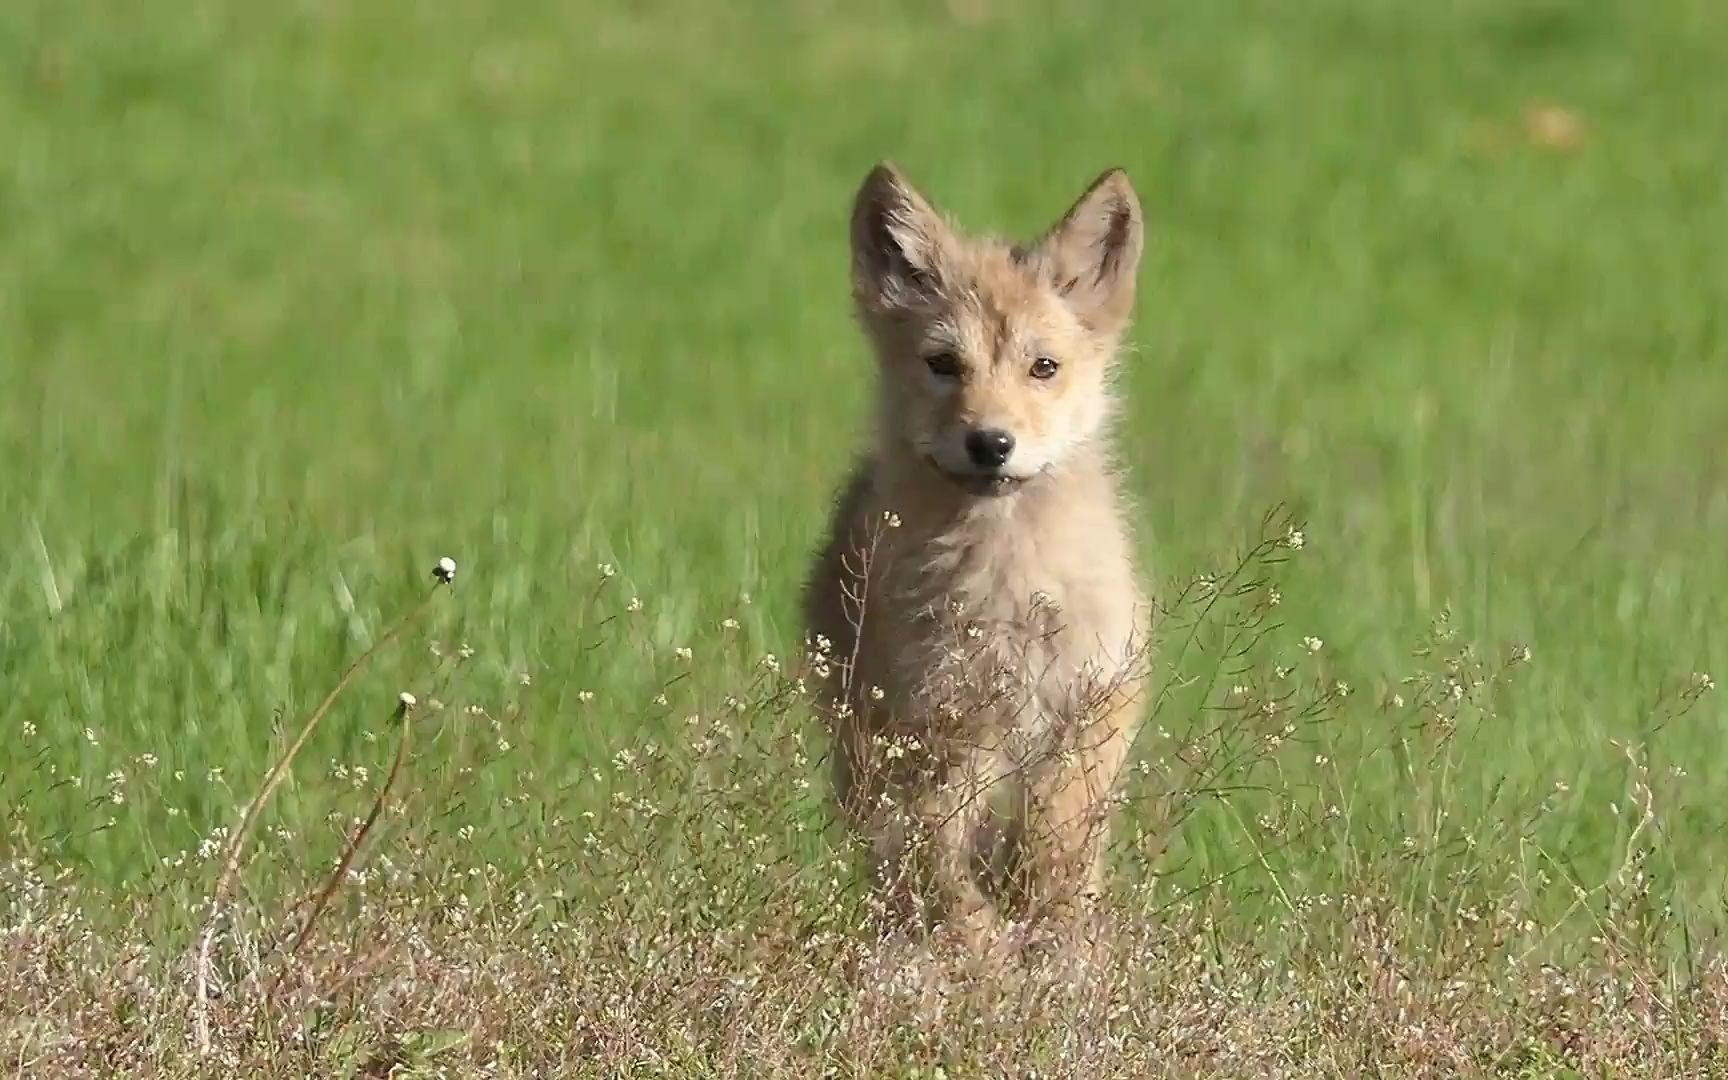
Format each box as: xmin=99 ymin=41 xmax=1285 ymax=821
xmin=849 ymin=162 xmax=1144 ymax=496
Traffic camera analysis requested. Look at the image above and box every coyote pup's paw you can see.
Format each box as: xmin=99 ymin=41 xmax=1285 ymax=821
xmin=939 ymin=902 xmax=1011 ymax=961
xmin=1020 ymin=903 xmax=1109 ymax=975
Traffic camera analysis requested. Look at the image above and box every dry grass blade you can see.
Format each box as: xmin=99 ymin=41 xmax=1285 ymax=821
xmin=288 ymin=690 xmax=418 ymax=957
xmin=190 ymin=567 xmax=453 ymax=1055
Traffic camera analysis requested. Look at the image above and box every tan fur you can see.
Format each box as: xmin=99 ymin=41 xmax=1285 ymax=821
xmin=803 ymin=162 xmax=1152 ymax=962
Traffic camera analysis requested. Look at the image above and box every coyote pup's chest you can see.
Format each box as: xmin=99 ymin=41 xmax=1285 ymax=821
xmin=873 ymin=517 xmax=1147 ymax=730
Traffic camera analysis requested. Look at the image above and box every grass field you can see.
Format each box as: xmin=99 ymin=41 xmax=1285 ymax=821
xmin=3 ymin=0 xmax=1727 ymax=1074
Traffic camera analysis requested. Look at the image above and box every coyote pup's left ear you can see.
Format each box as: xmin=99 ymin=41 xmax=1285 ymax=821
xmin=1036 ymin=168 xmax=1144 ymax=335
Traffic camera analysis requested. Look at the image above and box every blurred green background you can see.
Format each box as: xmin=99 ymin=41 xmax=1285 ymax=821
xmin=1 ymin=0 xmax=1723 ymax=909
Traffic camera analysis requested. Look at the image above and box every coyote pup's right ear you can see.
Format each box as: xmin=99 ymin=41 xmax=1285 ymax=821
xmin=850 ymin=162 xmax=950 ymax=310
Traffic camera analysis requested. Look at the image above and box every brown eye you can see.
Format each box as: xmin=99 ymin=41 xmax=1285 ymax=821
xmin=1029 ymin=356 xmax=1059 ymax=380
xmin=926 ymin=352 xmax=962 ymax=378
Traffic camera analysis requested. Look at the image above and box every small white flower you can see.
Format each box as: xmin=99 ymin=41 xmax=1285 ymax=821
xmin=433 ymin=556 xmax=458 ymax=584
xmin=882 ymin=511 xmax=902 ymax=529
xmin=720 ymin=617 xmax=741 ymax=631
xmin=576 ymin=690 xmax=595 ymax=703
xmin=597 ymin=562 xmax=617 ymax=578
xmin=398 ymin=691 xmax=418 ymax=712
xmin=83 ymin=727 xmax=98 ymax=745
xmin=674 ymin=646 xmax=693 ymax=663
xmin=626 ymin=596 xmax=642 ymax=613
xmin=1284 ymin=526 xmax=1306 ymax=551
xmin=759 ymin=654 xmax=780 ymax=674
xmin=869 ymin=685 xmax=885 ymax=702
xmin=1302 ymin=636 xmax=1323 ymax=653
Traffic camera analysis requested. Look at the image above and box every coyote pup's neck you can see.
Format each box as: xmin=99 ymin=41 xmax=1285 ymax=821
xmin=866 ymin=436 xmax=1142 ymax=632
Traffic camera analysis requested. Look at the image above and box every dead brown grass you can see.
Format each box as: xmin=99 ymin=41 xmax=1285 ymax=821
xmin=8 ymin=851 xmax=1728 ymax=1078
xmin=3 ymin=516 xmax=1724 ymax=1078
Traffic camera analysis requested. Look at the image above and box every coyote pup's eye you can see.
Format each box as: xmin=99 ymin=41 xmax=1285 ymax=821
xmin=925 ymin=352 xmax=963 ymax=378
xmin=1029 ymin=357 xmax=1060 ymax=380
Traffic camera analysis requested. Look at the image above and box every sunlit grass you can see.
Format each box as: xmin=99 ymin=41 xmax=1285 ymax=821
xmin=1 ymin=0 xmax=1725 ymax=1072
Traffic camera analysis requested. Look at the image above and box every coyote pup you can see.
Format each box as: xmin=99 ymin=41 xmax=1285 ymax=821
xmin=804 ymin=162 xmax=1151 ymax=959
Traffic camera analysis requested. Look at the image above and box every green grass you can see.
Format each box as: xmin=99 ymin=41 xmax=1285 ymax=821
xmin=2 ymin=0 xmax=1727 ymax=1072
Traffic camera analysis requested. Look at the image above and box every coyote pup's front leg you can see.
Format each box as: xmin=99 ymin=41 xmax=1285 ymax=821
xmin=1020 ymin=682 xmax=1143 ymax=952
xmin=914 ymin=735 xmax=1013 ymax=953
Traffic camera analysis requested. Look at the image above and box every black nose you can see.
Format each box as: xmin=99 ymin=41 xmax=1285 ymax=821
xmin=965 ymin=428 xmax=1016 ymax=468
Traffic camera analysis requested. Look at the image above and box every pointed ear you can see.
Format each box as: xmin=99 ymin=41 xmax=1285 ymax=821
xmin=850 ymin=162 xmax=952 ymax=310
xmin=1035 ymin=168 xmax=1144 ymax=334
